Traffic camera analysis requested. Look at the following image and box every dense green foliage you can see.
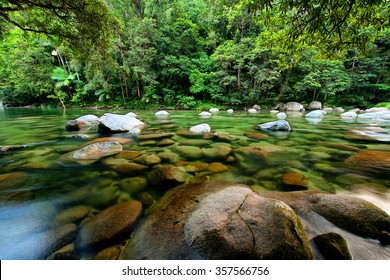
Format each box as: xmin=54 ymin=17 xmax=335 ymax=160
xmin=0 ymin=0 xmax=389 ymax=109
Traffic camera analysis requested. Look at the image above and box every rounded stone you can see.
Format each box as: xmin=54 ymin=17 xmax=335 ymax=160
xmin=207 ymin=162 xmax=228 ymax=173
xmin=281 ymin=173 xmax=309 ymax=191
xmin=76 ymin=200 xmax=142 ymax=251
xmin=312 ymin=232 xmax=352 ymax=260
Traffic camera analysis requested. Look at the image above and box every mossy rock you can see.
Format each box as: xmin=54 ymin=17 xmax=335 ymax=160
xmin=312 ymin=232 xmax=352 ymax=260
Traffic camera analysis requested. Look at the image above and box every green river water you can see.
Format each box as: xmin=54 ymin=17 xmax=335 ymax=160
xmin=0 ymin=107 xmax=389 ymax=259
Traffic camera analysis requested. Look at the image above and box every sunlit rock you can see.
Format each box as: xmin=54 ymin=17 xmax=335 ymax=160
xmin=120 ymin=181 xmax=313 ymax=260
xmin=259 ymin=120 xmax=291 ymax=131
xmin=276 ymin=112 xmax=287 ymax=119
xmin=189 ymin=123 xmax=211 ymax=133
xmin=154 ymin=110 xmax=169 ymax=117
xmin=97 ymin=113 xmax=144 ymax=134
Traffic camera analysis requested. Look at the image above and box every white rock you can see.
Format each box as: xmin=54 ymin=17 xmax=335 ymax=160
xmin=125 ymin=112 xmax=138 ymax=117
xmin=305 ymin=110 xmax=327 ymax=118
xmin=76 ymin=114 xmax=100 ymax=123
xmin=226 ymin=109 xmax=234 ymax=114
xmin=247 ymin=108 xmax=257 ymax=114
xmin=209 ymin=108 xmax=219 ymax=114
xmin=276 ymin=112 xmax=287 ymax=119
xmin=335 ymin=107 xmax=345 ymax=113
xmin=189 ymin=123 xmax=211 ymax=133
xmin=323 ymin=108 xmax=334 ymax=112
xmin=365 ymin=107 xmax=388 ymax=113
xmin=270 ymin=110 xmax=279 ymax=113
xmin=199 ymin=111 xmax=212 ymax=117
xmin=155 ymin=110 xmax=169 ymax=117
xmin=340 ymin=111 xmax=358 ymax=118
xmin=98 ymin=113 xmax=144 ymax=133
xmin=129 ymin=128 xmax=141 ymax=136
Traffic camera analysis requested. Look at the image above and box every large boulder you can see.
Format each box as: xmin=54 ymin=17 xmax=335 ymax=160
xmin=97 ymin=113 xmax=144 ymax=134
xmin=256 ymin=190 xmax=390 ymax=242
xmin=120 ymin=181 xmax=313 ymax=260
xmin=259 ymin=120 xmax=292 ymax=131
xmin=76 ymin=200 xmax=142 ymax=251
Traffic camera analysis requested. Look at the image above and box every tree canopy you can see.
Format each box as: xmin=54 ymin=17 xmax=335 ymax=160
xmin=0 ymin=0 xmax=389 ymax=109
xmin=0 ymin=0 xmax=119 ymax=56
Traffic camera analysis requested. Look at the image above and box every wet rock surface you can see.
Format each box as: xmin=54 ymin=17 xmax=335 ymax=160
xmin=76 ymin=200 xmax=142 ymax=252
xmin=312 ymin=232 xmax=352 ymax=260
xmin=120 ymin=181 xmax=313 ymax=260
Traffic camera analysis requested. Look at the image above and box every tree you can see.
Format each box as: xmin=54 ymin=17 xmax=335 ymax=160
xmin=0 ymin=0 xmax=119 ymax=57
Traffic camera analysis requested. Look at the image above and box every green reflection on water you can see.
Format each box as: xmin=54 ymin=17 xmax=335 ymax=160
xmin=0 ymin=107 xmax=389 ymax=259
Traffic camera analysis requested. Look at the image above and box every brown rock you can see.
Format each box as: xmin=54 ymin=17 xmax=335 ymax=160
xmin=203 ymin=146 xmax=232 ymax=161
xmin=147 ymin=166 xmax=187 ymax=189
xmin=345 ymin=150 xmax=390 ymax=174
xmin=115 ymin=150 xmax=143 ymax=159
xmin=133 ymin=154 xmax=161 ymax=166
xmin=190 ymin=162 xmax=208 ymax=171
xmin=158 ymin=139 xmax=176 ymax=146
xmin=137 ymin=133 xmax=174 ymax=141
xmin=88 ymin=137 xmax=132 ymax=145
xmin=76 ymin=200 xmax=142 ymax=251
xmin=281 ymin=173 xmax=308 ymax=191
xmin=244 ymin=132 xmax=270 ymax=140
xmin=53 ymin=205 xmax=91 ymax=225
xmin=114 ymin=163 xmax=148 ymax=174
xmin=207 ymin=162 xmax=228 ymax=173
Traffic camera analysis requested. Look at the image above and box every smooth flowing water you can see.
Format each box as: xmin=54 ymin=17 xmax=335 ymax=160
xmin=0 ymin=107 xmax=389 ymax=259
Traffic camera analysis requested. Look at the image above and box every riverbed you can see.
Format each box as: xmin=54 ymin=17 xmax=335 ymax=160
xmin=0 ymin=107 xmax=389 ymax=259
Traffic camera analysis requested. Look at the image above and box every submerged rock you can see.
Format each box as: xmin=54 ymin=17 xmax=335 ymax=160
xmin=345 ymin=150 xmax=390 ymax=174
xmin=276 ymin=112 xmax=287 ymax=119
xmin=0 ymin=145 xmax=27 ymax=154
xmin=72 ymin=141 xmax=123 ymax=161
xmin=259 ymin=120 xmax=292 ymax=132
xmin=147 ymin=166 xmax=187 ymax=189
xmin=76 ymin=200 xmax=142 ymax=251
xmin=281 ymin=173 xmax=308 ymax=191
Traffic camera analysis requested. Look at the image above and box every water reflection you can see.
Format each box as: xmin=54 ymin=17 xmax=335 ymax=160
xmin=0 ymin=108 xmax=389 ymax=259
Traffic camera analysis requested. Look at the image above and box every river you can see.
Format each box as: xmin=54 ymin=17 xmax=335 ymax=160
xmin=0 ymin=107 xmax=389 ymax=259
